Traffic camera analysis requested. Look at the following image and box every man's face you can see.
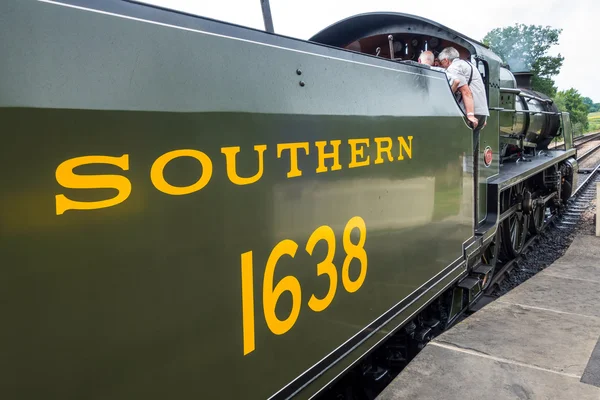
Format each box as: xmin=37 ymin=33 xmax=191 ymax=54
xmin=439 ymin=58 xmax=450 ymax=69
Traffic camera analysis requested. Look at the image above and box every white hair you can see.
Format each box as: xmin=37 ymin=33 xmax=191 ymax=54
xmin=438 ymin=47 xmax=460 ymax=62
xmin=418 ymin=51 xmax=435 ymax=65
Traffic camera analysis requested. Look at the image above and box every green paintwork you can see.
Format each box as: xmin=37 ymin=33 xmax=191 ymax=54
xmin=561 ymin=112 xmax=574 ymax=150
xmin=0 ymin=1 xmax=527 ymax=399
xmin=473 ymin=47 xmax=502 ymax=228
xmin=0 ymin=108 xmax=471 ymax=399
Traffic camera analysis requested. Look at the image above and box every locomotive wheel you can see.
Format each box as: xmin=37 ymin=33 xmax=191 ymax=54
xmin=529 ymin=197 xmax=546 ymax=234
xmin=500 ymin=184 xmax=528 ymax=260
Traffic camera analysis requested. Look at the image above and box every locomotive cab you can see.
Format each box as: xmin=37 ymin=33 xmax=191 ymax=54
xmin=309 ymin=12 xmax=491 ymax=117
xmin=342 ymin=33 xmax=472 ymax=64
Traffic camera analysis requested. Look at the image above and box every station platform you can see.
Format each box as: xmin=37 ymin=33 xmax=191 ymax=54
xmin=377 ymin=232 xmax=600 ymax=399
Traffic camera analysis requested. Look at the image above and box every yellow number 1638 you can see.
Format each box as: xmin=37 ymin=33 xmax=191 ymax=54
xmin=240 ymin=216 xmax=368 ymax=355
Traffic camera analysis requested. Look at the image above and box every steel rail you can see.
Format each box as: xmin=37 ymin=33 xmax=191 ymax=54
xmin=574 ymin=131 xmax=600 ymax=145
xmin=548 ymin=131 xmax=600 ymax=150
xmin=572 ymin=160 xmax=600 ymax=197
xmin=576 ymin=141 xmax=600 ymax=163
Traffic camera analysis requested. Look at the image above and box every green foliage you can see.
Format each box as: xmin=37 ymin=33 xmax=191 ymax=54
xmin=583 ymin=97 xmax=600 ymax=113
xmin=553 ymin=93 xmax=566 ymax=112
xmin=554 ymin=88 xmax=589 ymax=134
xmin=482 ymin=24 xmax=563 ymax=96
xmin=531 ymin=75 xmax=557 ymax=98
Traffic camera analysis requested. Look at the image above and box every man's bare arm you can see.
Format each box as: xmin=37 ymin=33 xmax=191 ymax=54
xmin=459 ymin=84 xmax=478 ymax=128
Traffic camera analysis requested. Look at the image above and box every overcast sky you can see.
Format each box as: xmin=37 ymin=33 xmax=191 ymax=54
xmin=141 ymin=0 xmax=596 ymax=101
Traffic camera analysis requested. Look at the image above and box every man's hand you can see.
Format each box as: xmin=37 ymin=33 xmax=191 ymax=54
xmin=467 ymin=115 xmax=478 ymax=129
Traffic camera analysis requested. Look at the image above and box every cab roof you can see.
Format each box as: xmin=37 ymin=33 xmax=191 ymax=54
xmin=309 ymin=12 xmax=496 ymax=59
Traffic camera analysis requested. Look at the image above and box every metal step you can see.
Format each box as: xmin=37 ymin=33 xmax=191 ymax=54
xmin=473 ymin=264 xmax=494 ymax=275
xmin=458 ymin=277 xmax=480 ymax=290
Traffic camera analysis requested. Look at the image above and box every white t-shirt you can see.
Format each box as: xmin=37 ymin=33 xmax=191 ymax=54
xmin=430 ymin=66 xmax=458 ymax=88
xmin=447 ymin=59 xmax=490 ymax=116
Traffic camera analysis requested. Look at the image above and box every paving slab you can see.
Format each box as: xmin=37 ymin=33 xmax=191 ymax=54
xmin=377 ymin=232 xmax=600 ymax=400
xmin=377 ymin=343 xmax=600 ymax=400
xmin=433 ymin=300 xmax=600 ymax=376
xmin=501 ymin=273 xmax=600 ymax=318
xmin=542 ymin=261 xmax=600 ymax=283
xmin=560 ymin=235 xmax=600 ymax=258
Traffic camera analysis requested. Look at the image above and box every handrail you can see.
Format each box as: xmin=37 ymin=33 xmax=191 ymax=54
xmin=499 ymin=87 xmax=553 ymax=104
xmin=489 ymin=107 xmax=560 ymax=115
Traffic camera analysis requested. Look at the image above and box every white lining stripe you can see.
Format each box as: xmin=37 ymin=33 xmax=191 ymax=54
xmin=36 ymin=0 xmax=444 ymax=81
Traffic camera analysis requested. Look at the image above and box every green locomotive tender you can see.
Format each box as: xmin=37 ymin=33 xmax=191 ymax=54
xmin=0 ymin=1 xmax=577 ymax=399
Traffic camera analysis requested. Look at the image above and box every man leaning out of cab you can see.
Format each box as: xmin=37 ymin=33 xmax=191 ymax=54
xmin=438 ymin=47 xmax=489 ymax=131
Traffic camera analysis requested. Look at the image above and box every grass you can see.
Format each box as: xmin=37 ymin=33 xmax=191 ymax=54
xmin=587 ymin=111 xmax=600 ymax=133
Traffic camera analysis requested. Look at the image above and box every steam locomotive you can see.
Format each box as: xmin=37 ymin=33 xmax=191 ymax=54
xmin=0 ymin=1 xmax=576 ymax=399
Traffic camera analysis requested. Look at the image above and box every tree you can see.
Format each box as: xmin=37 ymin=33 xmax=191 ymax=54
xmin=482 ymin=24 xmax=564 ymax=97
xmin=554 ymin=89 xmax=589 ymax=134
xmin=582 ymin=96 xmax=600 ymax=113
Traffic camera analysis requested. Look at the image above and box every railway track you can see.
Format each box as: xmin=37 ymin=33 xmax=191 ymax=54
xmin=574 ymin=131 xmax=600 ymax=146
xmin=572 ymin=130 xmax=600 ymax=174
xmin=577 ymin=143 xmax=600 ymax=163
xmin=549 ymin=131 xmax=600 ymax=149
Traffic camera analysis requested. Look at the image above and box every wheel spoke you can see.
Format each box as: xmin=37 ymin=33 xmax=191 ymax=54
xmin=501 ymin=185 xmax=527 ymax=260
xmin=521 ymin=215 xmax=530 ymax=249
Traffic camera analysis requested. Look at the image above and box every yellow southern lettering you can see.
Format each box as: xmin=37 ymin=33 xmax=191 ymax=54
xmin=342 ymin=216 xmax=368 ymax=293
xmin=241 ymin=251 xmax=256 ymax=355
xmin=374 ymin=137 xmax=394 ymax=164
xmin=315 ymin=140 xmax=342 ymax=173
xmin=306 ymin=225 xmax=337 ymax=312
xmin=241 ymin=216 xmax=369 ymax=354
xmin=398 ymin=136 xmax=413 ymax=160
xmin=55 ymin=135 xmax=415 ymax=217
xmin=150 ymin=149 xmax=213 ymax=195
xmin=221 ymin=145 xmax=267 ymax=185
xmin=263 ymin=239 xmax=301 ymax=335
xmin=277 ymin=142 xmax=309 ymax=178
xmin=348 ymin=138 xmax=370 ymax=168
xmin=55 ymin=155 xmax=131 ymax=215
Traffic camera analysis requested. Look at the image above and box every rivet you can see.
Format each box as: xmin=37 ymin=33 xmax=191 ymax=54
xmin=296 ymin=69 xmax=302 ymax=75
xmin=299 ymin=81 xmax=305 ymax=87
